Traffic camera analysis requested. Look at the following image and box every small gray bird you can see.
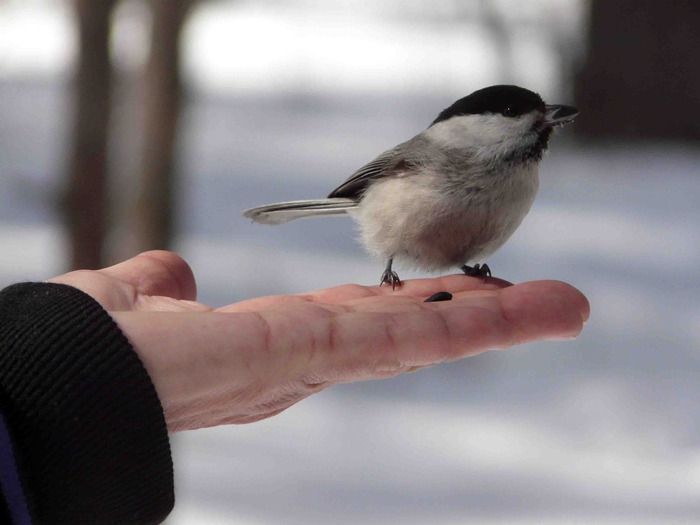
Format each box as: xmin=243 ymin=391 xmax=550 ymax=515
xmin=242 ymin=85 xmax=578 ymax=289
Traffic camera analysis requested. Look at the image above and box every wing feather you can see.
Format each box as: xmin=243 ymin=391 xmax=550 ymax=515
xmin=328 ymin=143 xmax=409 ymax=199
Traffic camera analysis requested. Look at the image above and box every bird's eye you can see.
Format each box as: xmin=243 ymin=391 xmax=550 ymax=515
xmin=503 ymin=106 xmax=519 ymax=117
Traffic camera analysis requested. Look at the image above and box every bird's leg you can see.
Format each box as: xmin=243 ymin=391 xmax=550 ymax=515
xmin=380 ymin=258 xmax=402 ymax=290
xmin=461 ymin=263 xmax=491 ymax=279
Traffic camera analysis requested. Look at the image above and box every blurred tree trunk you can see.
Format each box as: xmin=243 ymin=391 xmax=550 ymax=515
xmin=65 ymin=0 xmax=117 ymax=270
xmin=575 ymin=0 xmax=700 ymax=141
xmin=129 ymin=0 xmax=194 ymax=254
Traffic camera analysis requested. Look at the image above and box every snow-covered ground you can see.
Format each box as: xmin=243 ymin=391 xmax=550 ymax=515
xmin=2 ymin=1 xmax=700 ymax=523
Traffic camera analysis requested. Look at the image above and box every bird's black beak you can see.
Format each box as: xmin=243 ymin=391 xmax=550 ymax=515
xmin=544 ymin=105 xmax=579 ymax=127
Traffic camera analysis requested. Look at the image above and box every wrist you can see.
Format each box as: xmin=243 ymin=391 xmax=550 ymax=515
xmin=110 ymin=311 xmax=283 ymax=431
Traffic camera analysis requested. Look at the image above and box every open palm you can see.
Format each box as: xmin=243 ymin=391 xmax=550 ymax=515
xmin=50 ymin=251 xmax=589 ymax=432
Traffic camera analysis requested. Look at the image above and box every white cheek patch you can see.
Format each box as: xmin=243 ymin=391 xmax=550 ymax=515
xmin=425 ymin=113 xmax=539 ymax=161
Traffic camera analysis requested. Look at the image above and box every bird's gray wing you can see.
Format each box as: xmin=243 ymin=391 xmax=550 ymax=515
xmin=328 ymin=140 xmax=414 ymax=200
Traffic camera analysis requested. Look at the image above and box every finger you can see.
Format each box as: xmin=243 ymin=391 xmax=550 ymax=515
xmin=300 ymin=280 xmax=589 ymax=383
xmin=499 ymin=280 xmax=590 ymax=340
xmin=307 ymin=274 xmax=511 ymax=302
xmin=222 ymin=273 xmax=510 ymax=312
xmin=373 ymin=273 xmax=511 ymax=296
xmin=99 ymin=250 xmax=197 ymax=301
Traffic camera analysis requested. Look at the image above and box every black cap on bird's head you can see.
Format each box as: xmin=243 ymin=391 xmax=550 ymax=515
xmin=427 ymin=85 xmax=579 ymax=164
xmin=431 ymin=85 xmax=578 ymax=128
xmin=431 ymin=85 xmax=545 ymax=126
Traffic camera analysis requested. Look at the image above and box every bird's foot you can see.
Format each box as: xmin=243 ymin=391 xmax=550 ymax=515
xmin=380 ymin=269 xmax=402 ymax=290
xmin=461 ymin=263 xmax=491 ymax=279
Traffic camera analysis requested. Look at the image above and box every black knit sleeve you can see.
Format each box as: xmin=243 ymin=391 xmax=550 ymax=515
xmin=0 ymin=282 xmax=174 ymax=524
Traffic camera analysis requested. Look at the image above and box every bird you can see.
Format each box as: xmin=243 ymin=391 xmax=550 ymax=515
xmin=242 ymin=85 xmax=578 ymax=289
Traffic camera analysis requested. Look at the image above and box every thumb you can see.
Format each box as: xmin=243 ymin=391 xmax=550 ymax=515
xmin=99 ymin=251 xmax=197 ymax=301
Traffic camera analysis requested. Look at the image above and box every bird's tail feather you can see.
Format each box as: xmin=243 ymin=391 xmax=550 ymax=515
xmin=242 ymin=198 xmax=357 ymax=225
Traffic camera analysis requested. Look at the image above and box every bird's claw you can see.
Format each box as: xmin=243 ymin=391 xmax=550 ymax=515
xmin=461 ymin=263 xmax=491 ymax=280
xmin=380 ymin=270 xmax=402 ymax=290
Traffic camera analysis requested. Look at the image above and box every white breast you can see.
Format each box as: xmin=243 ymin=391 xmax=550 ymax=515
xmin=349 ymin=162 xmax=539 ymax=272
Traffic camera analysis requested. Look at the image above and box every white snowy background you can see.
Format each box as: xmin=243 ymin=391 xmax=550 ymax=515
xmin=1 ymin=1 xmax=700 ymax=523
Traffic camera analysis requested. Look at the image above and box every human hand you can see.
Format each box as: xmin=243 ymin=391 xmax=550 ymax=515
xmin=49 ymin=251 xmax=589 ymax=432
